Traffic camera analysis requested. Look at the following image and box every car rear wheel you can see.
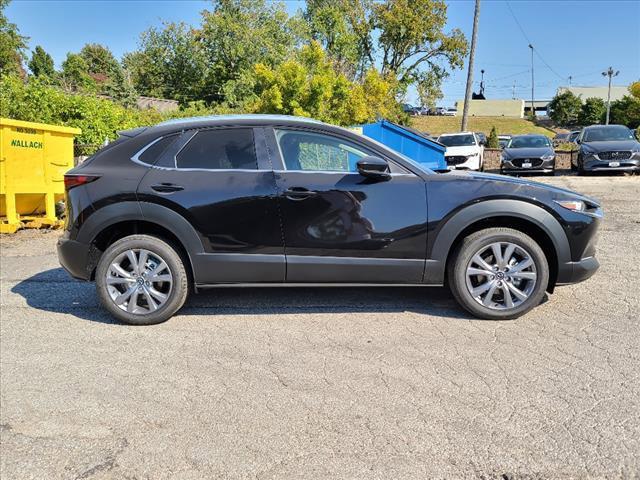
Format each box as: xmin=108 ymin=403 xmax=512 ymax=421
xmin=95 ymin=235 xmax=189 ymax=325
xmin=448 ymin=228 xmax=549 ymax=320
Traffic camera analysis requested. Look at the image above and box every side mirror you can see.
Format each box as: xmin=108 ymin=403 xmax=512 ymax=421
xmin=356 ymin=156 xmax=391 ymax=179
xmin=576 ymin=138 xmax=581 ymax=144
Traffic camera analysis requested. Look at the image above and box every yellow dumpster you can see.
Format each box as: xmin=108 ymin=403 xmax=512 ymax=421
xmin=0 ymin=118 xmax=81 ymax=233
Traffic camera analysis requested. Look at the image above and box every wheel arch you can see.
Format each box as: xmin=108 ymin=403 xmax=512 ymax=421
xmin=77 ymin=201 xmax=205 ymax=282
xmin=426 ymin=199 xmax=571 ymax=292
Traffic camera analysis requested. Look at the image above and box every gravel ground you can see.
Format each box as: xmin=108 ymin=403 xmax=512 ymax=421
xmin=1 ymin=175 xmax=639 ymax=479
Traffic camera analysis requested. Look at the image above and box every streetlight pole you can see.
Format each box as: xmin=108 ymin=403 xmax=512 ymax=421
xmin=461 ymin=0 xmax=480 ymax=132
xmin=602 ymin=66 xmax=619 ymax=125
xmin=529 ymin=44 xmax=534 ymax=119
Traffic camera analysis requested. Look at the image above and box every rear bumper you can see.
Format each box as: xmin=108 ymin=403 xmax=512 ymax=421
xmin=57 ymin=232 xmax=92 ymax=281
xmin=556 ymin=256 xmax=599 ymax=286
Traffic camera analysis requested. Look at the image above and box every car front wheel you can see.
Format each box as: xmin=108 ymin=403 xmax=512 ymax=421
xmin=95 ymin=235 xmax=189 ymax=325
xmin=448 ymin=228 xmax=549 ymax=320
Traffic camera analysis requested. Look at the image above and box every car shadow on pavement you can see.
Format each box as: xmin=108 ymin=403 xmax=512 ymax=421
xmin=12 ymin=268 xmax=476 ymax=324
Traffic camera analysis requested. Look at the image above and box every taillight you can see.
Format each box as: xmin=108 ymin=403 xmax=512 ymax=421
xmin=64 ymin=174 xmax=100 ymax=190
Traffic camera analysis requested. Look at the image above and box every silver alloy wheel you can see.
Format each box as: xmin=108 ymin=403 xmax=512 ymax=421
xmin=465 ymin=242 xmax=537 ymax=310
xmin=106 ymin=249 xmax=173 ymax=314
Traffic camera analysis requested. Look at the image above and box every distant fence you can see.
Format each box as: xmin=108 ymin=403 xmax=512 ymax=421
xmin=74 ymin=144 xmax=101 ymax=164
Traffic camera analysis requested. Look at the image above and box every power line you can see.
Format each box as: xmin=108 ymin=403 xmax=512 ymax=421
xmin=505 ymin=1 xmax=564 ymax=81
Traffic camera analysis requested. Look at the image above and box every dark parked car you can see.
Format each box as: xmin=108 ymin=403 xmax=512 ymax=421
xmin=567 ymin=130 xmax=581 ymax=144
xmin=553 ymin=132 xmax=569 ymax=147
xmin=573 ymin=124 xmax=640 ymax=174
xmin=501 ymin=134 xmax=556 ymax=175
xmin=475 ymin=132 xmax=487 ymax=145
xmin=58 ymin=115 xmax=602 ymax=325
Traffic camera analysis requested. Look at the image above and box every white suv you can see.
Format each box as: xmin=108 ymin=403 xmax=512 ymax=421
xmin=437 ymin=132 xmax=484 ymax=170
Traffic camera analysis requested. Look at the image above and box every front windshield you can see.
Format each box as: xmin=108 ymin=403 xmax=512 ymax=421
xmin=438 ymin=134 xmax=476 ymax=147
xmin=583 ymin=126 xmax=634 ymax=142
xmin=507 ymin=136 xmax=551 ymax=148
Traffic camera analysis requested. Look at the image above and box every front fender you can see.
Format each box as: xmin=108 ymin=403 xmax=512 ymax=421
xmin=424 ymin=199 xmax=571 ymax=284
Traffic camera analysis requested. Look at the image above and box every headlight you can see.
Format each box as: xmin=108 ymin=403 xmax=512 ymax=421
xmin=467 ymin=152 xmax=479 ymax=157
xmin=500 ymin=154 xmax=508 ymax=162
xmin=541 ymin=154 xmax=555 ymax=161
xmin=554 ymin=199 xmax=586 ymax=212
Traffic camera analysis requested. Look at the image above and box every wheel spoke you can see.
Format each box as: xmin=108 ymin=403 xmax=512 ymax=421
xmin=503 ymin=244 xmax=516 ymax=267
xmin=115 ymin=286 xmax=136 ymax=305
xmin=126 ymin=250 xmax=138 ymax=272
xmin=148 ymin=261 xmax=167 ymax=278
xmin=490 ymin=243 xmax=504 ymax=267
xmin=506 ymin=282 xmax=529 ymax=301
xmin=111 ymin=264 xmax=133 ymax=279
xmin=142 ymin=287 xmax=158 ymax=311
xmin=149 ymin=274 xmax=171 ymax=283
xmin=127 ymin=289 xmax=140 ymax=313
xmin=137 ymin=250 xmax=149 ymax=274
xmin=482 ymin=282 xmax=499 ymax=306
xmin=472 ymin=280 xmax=494 ymax=297
xmin=510 ymin=271 xmax=536 ymax=280
xmin=510 ymin=257 xmax=533 ymax=273
xmin=472 ymin=254 xmax=494 ymax=272
xmin=467 ymin=267 xmax=493 ymax=277
xmin=147 ymin=286 xmax=168 ymax=303
xmin=107 ymin=277 xmax=134 ymax=285
xmin=501 ymin=283 xmax=514 ymax=308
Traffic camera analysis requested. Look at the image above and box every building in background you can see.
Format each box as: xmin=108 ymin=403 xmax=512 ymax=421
xmin=556 ymin=85 xmax=628 ymax=102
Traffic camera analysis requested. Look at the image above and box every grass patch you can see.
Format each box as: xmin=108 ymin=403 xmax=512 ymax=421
xmin=411 ymin=116 xmax=555 ymax=137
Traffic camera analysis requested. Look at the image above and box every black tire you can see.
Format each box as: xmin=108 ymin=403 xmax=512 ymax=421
xmin=95 ymin=235 xmax=189 ymax=325
xmin=448 ymin=227 xmax=549 ymax=320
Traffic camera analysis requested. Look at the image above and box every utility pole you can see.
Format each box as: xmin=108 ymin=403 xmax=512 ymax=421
xmin=529 ymin=44 xmax=535 ymax=118
xmin=602 ymin=66 xmax=619 ymax=125
xmin=461 ymin=0 xmax=480 ymax=132
xmin=568 ymin=75 xmax=572 ymax=86
xmin=512 ymin=81 xmax=516 ymax=100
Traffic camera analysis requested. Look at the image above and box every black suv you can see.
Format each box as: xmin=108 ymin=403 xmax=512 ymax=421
xmin=58 ymin=115 xmax=602 ymax=325
xmin=573 ymin=124 xmax=640 ymax=174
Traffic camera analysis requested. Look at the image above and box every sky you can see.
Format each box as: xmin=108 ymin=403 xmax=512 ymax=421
xmin=7 ymin=0 xmax=640 ymax=107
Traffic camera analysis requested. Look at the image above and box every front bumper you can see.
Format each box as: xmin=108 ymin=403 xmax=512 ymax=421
xmin=57 ymin=232 xmax=92 ymax=281
xmin=445 ymin=156 xmax=481 ymax=171
xmin=501 ymin=157 xmax=555 ymax=173
xmin=583 ymin=156 xmax=640 ymax=172
xmin=556 ymin=256 xmax=600 ymax=285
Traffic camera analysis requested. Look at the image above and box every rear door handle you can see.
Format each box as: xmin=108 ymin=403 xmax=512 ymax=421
xmin=151 ymin=183 xmax=184 ymax=193
xmin=284 ymin=187 xmax=318 ymax=200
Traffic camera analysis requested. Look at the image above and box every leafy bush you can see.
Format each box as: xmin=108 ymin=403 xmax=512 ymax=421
xmin=0 ymin=74 xmax=162 ymax=145
xmin=578 ymin=97 xmax=605 ymax=126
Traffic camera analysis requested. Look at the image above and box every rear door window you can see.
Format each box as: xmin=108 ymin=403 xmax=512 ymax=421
xmin=176 ymin=128 xmax=257 ymax=170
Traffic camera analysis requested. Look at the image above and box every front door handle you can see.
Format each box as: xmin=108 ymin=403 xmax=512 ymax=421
xmin=151 ymin=183 xmax=184 ymax=193
xmin=284 ymin=187 xmax=318 ymax=201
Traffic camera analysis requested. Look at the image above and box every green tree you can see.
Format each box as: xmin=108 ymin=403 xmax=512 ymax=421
xmin=578 ymin=97 xmax=605 ymax=126
xmin=79 ymin=43 xmax=120 ymax=82
xmin=60 ymin=53 xmax=97 ymax=92
xmin=0 ymin=0 xmax=28 ymax=77
xmin=609 ymin=95 xmax=640 ymax=129
xmin=124 ymin=22 xmax=206 ymax=104
xmin=487 ymin=126 xmax=499 ymax=148
xmin=548 ymin=90 xmax=582 ymax=126
xmin=629 ymin=81 xmax=640 ymax=100
xmin=28 ymin=45 xmax=55 ymax=78
xmin=200 ymin=0 xmax=304 ymax=104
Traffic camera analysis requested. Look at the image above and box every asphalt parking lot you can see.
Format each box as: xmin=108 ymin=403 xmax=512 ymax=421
xmin=1 ymin=175 xmax=639 ymax=479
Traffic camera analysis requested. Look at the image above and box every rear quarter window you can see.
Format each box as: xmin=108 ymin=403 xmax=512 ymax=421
xmin=176 ymin=128 xmax=257 ymax=170
xmin=138 ymin=135 xmax=179 ymax=165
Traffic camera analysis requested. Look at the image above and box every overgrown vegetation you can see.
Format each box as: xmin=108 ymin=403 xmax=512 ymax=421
xmin=0 ymin=0 xmax=471 ymax=148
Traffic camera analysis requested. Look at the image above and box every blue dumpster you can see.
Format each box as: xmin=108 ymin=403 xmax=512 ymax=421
xmin=361 ymin=120 xmax=446 ymax=170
